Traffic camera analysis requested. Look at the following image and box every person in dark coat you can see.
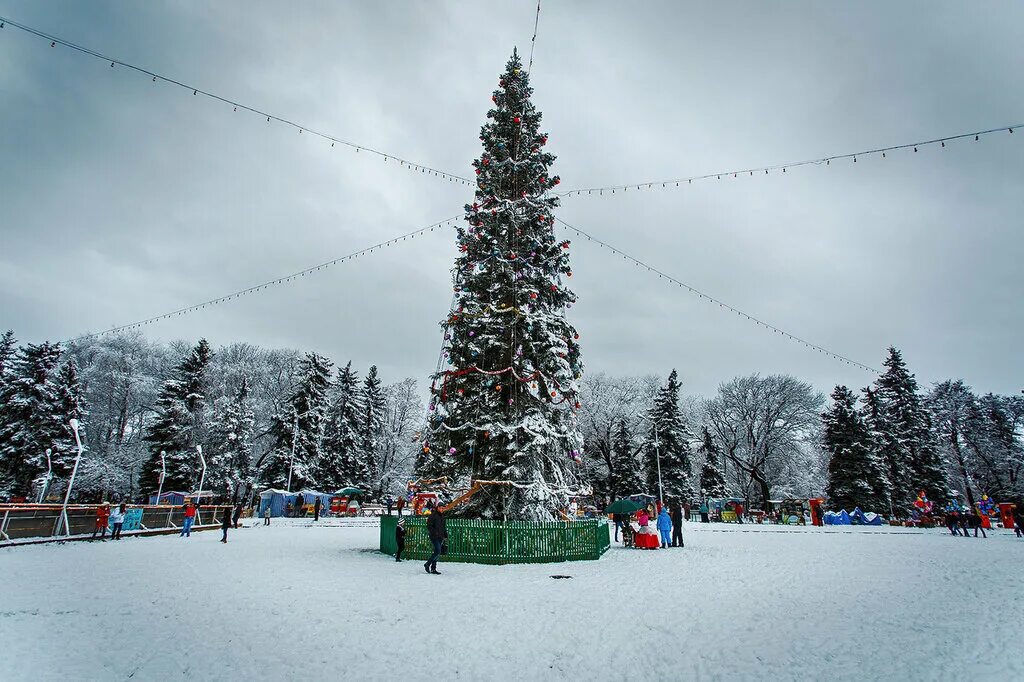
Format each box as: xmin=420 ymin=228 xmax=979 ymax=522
xmin=670 ymin=502 xmax=684 ymax=547
xmin=945 ymin=510 xmax=961 ymax=536
xmin=386 ymin=497 xmax=394 ymax=516
xmin=294 ymin=494 xmax=304 ymax=518
xmin=395 ymin=519 xmax=407 ymax=562
xmin=396 ymin=496 xmax=405 ymax=516
xmin=232 ymin=503 xmax=243 ymax=529
xmin=220 ymin=508 xmax=232 ymax=543
xmin=314 ymin=497 xmax=321 ymax=522
xmin=959 ymin=510 xmax=971 ymax=538
xmin=424 ymin=503 xmax=448 ymax=575
xmin=969 ymin=509 xmax=987 ymax=538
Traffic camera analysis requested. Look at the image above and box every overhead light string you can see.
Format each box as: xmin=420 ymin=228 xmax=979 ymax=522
xmin=557 ymin=124 xmax=1020 ymax=198
xmin=0 ymin=15 xmax=473 ymax=187
xmin=67 ymin=213 xmax=463 ymax=343
xmin=554 ymin=216 xmax=879 ymax=373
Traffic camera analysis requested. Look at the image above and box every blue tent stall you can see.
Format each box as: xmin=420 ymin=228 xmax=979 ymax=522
xmin=824 ymin=510 xmax=852 ymax=525
xmin=258 ymin=489 xmax=332 ymax=518
xmin=149 ymin=491 xmax=187 ymax=506
xmin=850 ymin=507 xmax=884 ymax=526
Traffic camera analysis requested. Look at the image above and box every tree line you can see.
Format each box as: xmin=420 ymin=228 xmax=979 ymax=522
xmin=0 ymin=330 xmax=422 ymax=503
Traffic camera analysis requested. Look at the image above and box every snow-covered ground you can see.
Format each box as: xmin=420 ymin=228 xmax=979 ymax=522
xmin=2 ymin=520 xmax=1021 ymax=681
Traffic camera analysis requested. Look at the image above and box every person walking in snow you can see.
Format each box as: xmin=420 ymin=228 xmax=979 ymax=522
xmin=735 ymin=502 xmax=745 ymax=524
xmin=958 ymin=510 xmax=971 ymax=538
xmin=945 ymin=510 xmax=961 ymax=536
xmin=314 ymin=497 xmax=322 ymax=522
xmin=396 ymin=496 xmax=405 ymax=517
xmin=263 ymin=506 xmax=271 ymax=526
xmin=1014 ymin=507 xmax=1024 ymax=538
xmin=232 ymin=503 xmax=243 ymax=529
xmin=386 ymin=497 xmax=394 ymax=516
xmin=180 ymin=501 xmax=197 ymax=538
xmin=395 ymin=518 xmax=406 ymax=562
xmin=671 ymin=502 xmax=684 ymax=548
xmin=220 ymin=507 xmax=232 ymax=543
xmin=969 ymin=508 xmax=987 ymax=538
xmin=699 ymin=500 xmax=710 ymax=523
xmin=656 ymin=507 xmax=672 ymax=549
xmin=109 ymin=503 xmax=126 ymax=540
xmin=92 ymin=502 xmax=110 ymax=540
xmin=424 ymin=502 xmax=447 ymax=575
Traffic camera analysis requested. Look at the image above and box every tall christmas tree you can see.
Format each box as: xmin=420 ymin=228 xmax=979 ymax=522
xmin=362 ymin=365 xmax=386 ymax=494
xmin=141 ymin=339 xmax=212 ymax=493
xmin=697 ymin=426 xmax=727 ymax=499
xmin=610 ymin=419 xmax=643 ymax=498
xmin=50 ymin=359 xmax=88 ymax=480
xmin=208 ymin=377 xmax=256 ymax=501
xmin=262 ymin=352 xmax=332 ymax=491
xmin=423 ymin=50 xmax=584 ymax=521
xmin=823 ymin=385 xmax=889 ymax=513
xmin=643 ymin=369 xmax=694 ymax=502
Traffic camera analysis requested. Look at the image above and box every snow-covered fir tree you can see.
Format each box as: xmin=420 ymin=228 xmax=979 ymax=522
xmin=823 ymin=385 xmax=889 ymax=512
xmin=362 ymin=365 xmax=386 ymax=494
xmin=208 ymin=377 xmax=256 ymax=501
xmin=262 ymin=353 xmax=332 ymax=491
xmin=610 ymin=419 xmax=643 ymax=497
xmin=643 ymin=369 xmax=694 ymax=502
xmin=0 ymin=342 xmax=65 ymax=497
xmin=140 ymin=339 xmax=211 ymax=493
xmin=697 ymin=425 xmax=727 ymax=498
xmin=422 ymin=50 xmax=584 ymax=520
xmin=0 ymin=330 xmax=16 ymax=388
xmin=869 ymin=347 xmax=949 ymax=513
xmin=319 ymin=361 xmax=365 ymax=490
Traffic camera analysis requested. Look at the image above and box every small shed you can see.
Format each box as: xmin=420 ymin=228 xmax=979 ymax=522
xmin=259 ymin=489 xmax=333 ymax=517
xmin=148 ymin=491 xmax=187 ymax=506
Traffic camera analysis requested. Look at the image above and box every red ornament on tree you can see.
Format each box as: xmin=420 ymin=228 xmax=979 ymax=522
xmin=513 ymin=116 xmax=521 ymax=124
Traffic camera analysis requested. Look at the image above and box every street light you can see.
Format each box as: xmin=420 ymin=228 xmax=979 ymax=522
xmin=55 ymin=419 xmax=84 ymax=537
xmin=194 ymin=445 xmax=206 ymax=525
xmin=37 ymin=448 xmax=53 ymax=504
xmin=637 ymin=414 xmax=665 ymax=507
xmin=155 ymin=450 xmax=167 ymax=506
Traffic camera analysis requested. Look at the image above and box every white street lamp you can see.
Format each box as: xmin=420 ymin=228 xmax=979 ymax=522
xmin=37 ymin=448 xmax=53 ymax=504
xmin=155 ymin=450 xmax=167 ymax=506
xmin=56 ymin=419 xmax=84 ymax=537
xmin=194 ymin=445 xmax=206 ymax=525
xmin=637 ymin=414 xmax=665 ymax=507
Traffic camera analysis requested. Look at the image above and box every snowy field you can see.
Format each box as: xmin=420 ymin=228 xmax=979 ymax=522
xmin=2 ymin=520 xmax=1021 ymax=681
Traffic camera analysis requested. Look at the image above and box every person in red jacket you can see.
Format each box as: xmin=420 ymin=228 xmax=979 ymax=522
xmin=180 ymin=501 xmax=198 ymax=538
xmin=92 ymin=503 xmax=111 ymax=540
xmin=735 ymin=502 xmax=745 ymax=524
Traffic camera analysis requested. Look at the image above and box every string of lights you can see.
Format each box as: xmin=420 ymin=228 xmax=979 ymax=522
xmin=554 ymin=217 xmax=879 ymax=373
xmin=68 ymin=213 xmax=463 ymax=343
xmin=0 ymin=15 xmax=473 ymax=187
xmin=557 ymin=124 xmax=1020 ymax=198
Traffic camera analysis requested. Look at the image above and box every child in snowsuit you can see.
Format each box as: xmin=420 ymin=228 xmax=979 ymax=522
xmin=395 ymin=519 xmax=406 ymax=562
xmin=656 ymin=508 xmax=672 ymax=549
xmin=92 ymin=503 xmax=110 ymax=540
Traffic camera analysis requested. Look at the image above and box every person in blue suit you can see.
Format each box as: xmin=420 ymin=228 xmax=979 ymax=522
xmin=656 ymin=507 xmax=672 ymax=549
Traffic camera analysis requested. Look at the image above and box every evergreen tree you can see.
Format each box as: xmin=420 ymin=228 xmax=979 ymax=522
xmin=140 ymin=339 xmax=212 ymax=493
xmin=208 ymin=377 xmax=256 ymax=501
xmin=870 ymin=347 xmax=949 ymax=513
xmin=697 ymin=426 xmax=727 ymax=498
xmin=610 ymin=419 xmax=643 ymax=497
xmin=262 ymin=353 xmax=332 ymax=491
xmin=823 ymin=386 xmax=889 ymax=512
xmin=0 ymin=342 xmax=65 ymax=497
xmin=0 ymin=330 xmax=16 ymax=388
xmin=423 ymin=50 xmax=583 ymax=520
xmin=319 ymin=362 xmax=365 ymax=491
xmin=643 ymin=369 xmax=694 ymax=501
xmin=362 ymin=365 xmax=386 ymax=494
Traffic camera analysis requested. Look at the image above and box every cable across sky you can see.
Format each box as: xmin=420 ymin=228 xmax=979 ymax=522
xmin=557 ymin=124 xmax=1019 ymax=198
xmin=0 ymin=15 xmax=474 ymax=187
xmin=553 ymin=217 xmax=879 ymax=373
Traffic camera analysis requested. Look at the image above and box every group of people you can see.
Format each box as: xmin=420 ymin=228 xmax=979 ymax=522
xmin=392 ymin=500 xmax=448 ymax=575
xmin=91 ymin=502 xmax=127 ymax=540
xmin=613 ymin=500 xmax=687 ymax=549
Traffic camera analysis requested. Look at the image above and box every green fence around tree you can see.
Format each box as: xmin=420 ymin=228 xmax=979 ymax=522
xmin=380 ymin=514 xmax=610 ymax=564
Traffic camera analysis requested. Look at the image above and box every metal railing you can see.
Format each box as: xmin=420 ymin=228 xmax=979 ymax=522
xmin=0 ymin=504 xmax=232 ymax=544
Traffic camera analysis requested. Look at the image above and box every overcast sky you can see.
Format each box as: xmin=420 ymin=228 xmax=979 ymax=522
xmin=1 ymin=1 xmax=1022 ymax=399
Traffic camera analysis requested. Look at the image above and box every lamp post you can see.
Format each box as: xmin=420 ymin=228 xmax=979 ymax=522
xmin=56 ymin=419 xmax=84 ymax=537
xmin=287 ymin=412 xmax=299 ymax=494
xmin=155 ymin=450 xmax=166 ymax=506
xmin=637 ymin=414 xmax=665 ymax=507
xmin=38 ymin=448 xmax=53 ymax=504
xmin=194 ymin=445 xmax=206 ymax=525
